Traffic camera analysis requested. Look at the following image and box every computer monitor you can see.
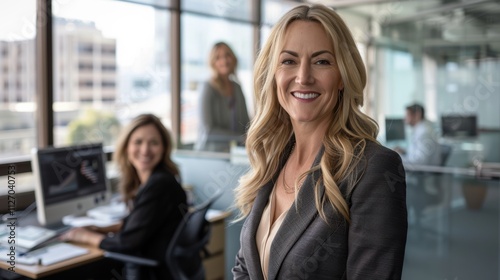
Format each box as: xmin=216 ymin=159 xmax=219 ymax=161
xmin=31 ymin=143 xmax=111 ymax=226
xmin=441 ymin=115 xmax=478 ymax=138
xmin=385 ymin=118 xmax=406 ymax=142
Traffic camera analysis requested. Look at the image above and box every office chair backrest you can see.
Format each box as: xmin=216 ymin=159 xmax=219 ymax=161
xmin=165 ymin=190 xmax=223 ymax=280
xmin=439 ymin=144 xmax=452 ymax=166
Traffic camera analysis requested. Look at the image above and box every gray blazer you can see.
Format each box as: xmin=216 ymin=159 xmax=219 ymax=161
xmin=233 ymin=141 xmax=407 ymax=280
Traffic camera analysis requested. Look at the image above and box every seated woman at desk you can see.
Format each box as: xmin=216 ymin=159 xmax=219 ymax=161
xmin=61 ymin=114 xmax=187 ymax=280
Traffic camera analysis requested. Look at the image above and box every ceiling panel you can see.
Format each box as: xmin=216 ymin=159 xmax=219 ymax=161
xmin=305 ymin=0 xmax=500 ymax=57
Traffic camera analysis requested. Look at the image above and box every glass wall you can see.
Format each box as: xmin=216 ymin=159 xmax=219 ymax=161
xmin=350 ymin=1 xmax=500 ymax=279
xmin=374 ymin=31 xmax=500 ymax=170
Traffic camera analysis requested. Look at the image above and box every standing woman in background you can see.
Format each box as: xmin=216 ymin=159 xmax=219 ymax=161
xmin=233 ymin=4 xmax=407 ymax=280
xmin=195 ymin=42 xmax=250 ymax=152
xmin=61 ymin=114 xmax=187 ymax=280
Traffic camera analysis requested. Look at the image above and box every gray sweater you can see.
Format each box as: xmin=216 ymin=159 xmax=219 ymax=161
xmin=195 ymin=81 xmax=250 ymax=152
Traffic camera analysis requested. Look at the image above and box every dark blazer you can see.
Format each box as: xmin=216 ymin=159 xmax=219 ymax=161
xmin=233 ymin=141 xmax=407 ymax=280
xmin=100 ymin=166 xmax=187 ymax=279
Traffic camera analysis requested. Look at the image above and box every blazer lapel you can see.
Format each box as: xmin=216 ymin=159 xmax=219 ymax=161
xmin=242 ymin=140 xmax=296 ymax=280
xmin=242 ymin=179 xmax=274 ymax=280
xmin=267 ymin=147 xmax=325 ymax=280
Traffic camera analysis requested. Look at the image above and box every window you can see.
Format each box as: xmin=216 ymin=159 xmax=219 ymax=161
xmin=182 ymin=0 xmax=253 ymax=22
xmin=101 ymin=45 xmax=116 ymax=55
xmin=53 ymin=0 xmax=171 ymax=148
xmin=101 ymin=64 xmax=116 ymax=71
xmin=179 ymin=14 xmax=254 ymax=149
xmin=78 ymin=62 xmax=93 ymax=71
xmin=102 ymin=81 xmax=116 ymax=88
xmin=78 ymin=44 xmax=94 ymax=54
xmin=0 ymin=0 xmax=37 ymax=159
xmin=79 ymin=80 xmax=94 ymax=87
xmin=262 ymin=0 xmax=302 ymax=26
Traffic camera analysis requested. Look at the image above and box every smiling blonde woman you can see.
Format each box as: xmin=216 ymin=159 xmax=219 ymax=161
xmin=233 ymin=4 xmax=407 ymax=280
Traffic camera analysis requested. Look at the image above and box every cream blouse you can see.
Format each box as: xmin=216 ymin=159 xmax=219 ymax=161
xmin=255 ymin=186 xmax=289 ymax=280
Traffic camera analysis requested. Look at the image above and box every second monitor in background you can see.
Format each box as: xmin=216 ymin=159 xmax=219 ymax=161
xmin=385 ymin=118 xmax=406 ymax=142
xmin=441 ymin=115 xmax=478 ymax=138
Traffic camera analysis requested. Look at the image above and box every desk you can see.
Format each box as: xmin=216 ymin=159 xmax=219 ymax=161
xmin=204 ymin=210 xmax=231 ymax=280
xmin=0 ymin=210 xmax=230 ymax=279
xmin=0 ymin=244 xmax=103 ymax=279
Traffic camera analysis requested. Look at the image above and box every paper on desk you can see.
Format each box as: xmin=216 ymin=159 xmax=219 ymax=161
xmin=37 ymin=243 xmax=89 ymax=266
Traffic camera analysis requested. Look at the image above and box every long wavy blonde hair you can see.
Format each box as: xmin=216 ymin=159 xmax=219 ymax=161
xmin=234 ymin=4 xmax=378 ymax=223
xmin=113 ymin=114 xmax=179 ymax=204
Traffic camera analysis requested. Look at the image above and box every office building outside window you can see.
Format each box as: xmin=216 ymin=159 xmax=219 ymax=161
xmin=53 ymin=0 xmax=171 ymax=148
xmin=0 ymin=0 xmax=37 ymax=159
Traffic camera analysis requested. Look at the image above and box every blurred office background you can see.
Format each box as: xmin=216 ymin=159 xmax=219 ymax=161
xmin=0 ymin=0 xmax=499 ymax=279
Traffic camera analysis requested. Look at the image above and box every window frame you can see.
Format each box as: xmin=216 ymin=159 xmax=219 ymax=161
xmin=0 ymin=0 xmax=261 ymax=178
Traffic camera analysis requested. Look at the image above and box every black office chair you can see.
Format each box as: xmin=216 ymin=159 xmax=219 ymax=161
xmin=103 ymin=190 xmax=223 ymax=280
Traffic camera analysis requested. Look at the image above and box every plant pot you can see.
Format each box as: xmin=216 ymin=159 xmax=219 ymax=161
xmin=461 ymin=182 xmax=488 ymax=210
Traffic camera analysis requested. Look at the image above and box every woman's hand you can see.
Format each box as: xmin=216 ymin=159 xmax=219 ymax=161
xmin=84 ymin=223 xmax=122 ymax=234
xmin=60 ymin=227 xmax=105 ymax=247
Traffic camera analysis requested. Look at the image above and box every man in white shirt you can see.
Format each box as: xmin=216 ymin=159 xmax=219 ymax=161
xmin=395 ymin=103 xmax=441 ymax=166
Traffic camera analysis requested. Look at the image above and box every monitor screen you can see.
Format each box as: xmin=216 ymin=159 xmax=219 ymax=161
xmin=441 ymin=115 xmax=478 ymax=137
xmin=31 ymin=143 xmax=111 ymax=226
xmin=385 ymin=118 xmax=406 ymax=142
